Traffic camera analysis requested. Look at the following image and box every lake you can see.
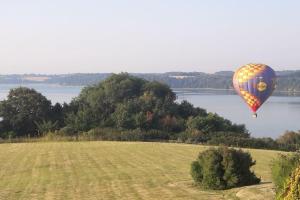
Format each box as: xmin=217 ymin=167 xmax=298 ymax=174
xmin=175 ymin=89 xmax=300 ymax=138
xmin=0 ymin=84 xmax=299 ymax=138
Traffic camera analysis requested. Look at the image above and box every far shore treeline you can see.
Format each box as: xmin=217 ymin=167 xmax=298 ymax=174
xmin=0 ymin=70 xmax=300 ymax=93
xmin=0 ymin=73 xmax=299 ymax=151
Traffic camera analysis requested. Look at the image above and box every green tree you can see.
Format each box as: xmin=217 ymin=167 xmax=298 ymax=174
xmin=64 ymin=73 xmax=247 ymax=136
xmin=142 ymin=81 xmax=175 ymax=102
xmin=113 ymin=101 xmax=137 ymax=129
xmin=0 ymin=87 xmax=52 ymax=136
xmin=66 ymin=73 xmax=179 ymax=132
xmin=50 ymin=103 xmax=65 ymax=127
xmin=191 ymin=147 xmax=260 ymax=190
xmin=178 ymin=100 xmax=207 ymax=119
xmin=66 ymin=73 xmax=146 ymax=131
xmin=277 ymin=131 xmax=300 ymax=149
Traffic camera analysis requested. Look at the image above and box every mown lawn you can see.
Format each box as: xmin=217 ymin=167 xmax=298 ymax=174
xmin=0 ymin=141 xmax=281 ymax=200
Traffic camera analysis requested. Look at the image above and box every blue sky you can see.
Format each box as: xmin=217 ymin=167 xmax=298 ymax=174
xmin=0 ymin=0 xmax=299 ymax=74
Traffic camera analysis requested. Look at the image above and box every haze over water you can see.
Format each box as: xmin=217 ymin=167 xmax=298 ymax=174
xmin=0 ymin=84 xmax=299 ymax=138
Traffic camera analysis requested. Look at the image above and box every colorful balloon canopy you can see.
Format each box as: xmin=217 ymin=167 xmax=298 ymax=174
xmin=233 ymin=63 xmax=277 ymax=117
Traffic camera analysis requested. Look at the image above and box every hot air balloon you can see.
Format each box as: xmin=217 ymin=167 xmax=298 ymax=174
xmin=233 ymin=63 xmax=277 ymax=118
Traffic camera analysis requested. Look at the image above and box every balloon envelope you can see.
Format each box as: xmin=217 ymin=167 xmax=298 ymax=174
xmin=233 ymin=63 xmax=276 ymax=114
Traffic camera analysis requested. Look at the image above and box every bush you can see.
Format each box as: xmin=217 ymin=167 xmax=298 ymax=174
xmin=208 ymin=136 xmax=284 ymax=150
xmin=186 ymin=113 xmax=247 ymax=134
xmin=0 ymin=131 xmax=16 ymax=139
xmin=58 ymin=126 xmax=76 ymax=136
xmin=178 ymin=130 xmax=207 ymax=143
xmin=191 ymin=147 xmax=260 ymax=190
xmin=280 ymin=166 xmax=300 ymax=200
xmin=271 ymin=153 xmax=300 ymax=198
xmin=35 ymin=120 xmax=59 ymax=136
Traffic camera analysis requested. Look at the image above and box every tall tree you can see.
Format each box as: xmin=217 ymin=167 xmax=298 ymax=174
xmin=0 ymin=87 xmax=52 ymax=136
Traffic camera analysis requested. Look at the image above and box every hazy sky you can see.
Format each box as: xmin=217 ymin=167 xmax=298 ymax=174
xmin=1 ymin=0 xmax=300 ymax=74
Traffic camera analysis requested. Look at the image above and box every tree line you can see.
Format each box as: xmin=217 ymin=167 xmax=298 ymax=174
xmin=0 ymin=73 xmax=299 ymax=151
xmin=1 ymin=70 xmax=300 ymax=92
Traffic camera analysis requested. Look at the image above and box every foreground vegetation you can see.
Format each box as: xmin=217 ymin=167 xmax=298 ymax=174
xmin=281 ymin=165 xmax=300 ymax=200
xmin=0 ymin=141 xmax=280 ymax=200
xmin=271 ymin=153 xmax=300 ymax=199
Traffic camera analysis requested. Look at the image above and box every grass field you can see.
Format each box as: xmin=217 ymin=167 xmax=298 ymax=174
xmin=0 ymin=141 xmax=281 ymax=200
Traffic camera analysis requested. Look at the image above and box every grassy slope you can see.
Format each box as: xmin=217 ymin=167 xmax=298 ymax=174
xmin=0 ymin=142 xmax=280 ymax=200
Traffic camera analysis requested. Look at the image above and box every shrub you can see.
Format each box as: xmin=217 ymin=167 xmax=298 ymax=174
xmin=280 ymin=166 xmax=300 ymax=200
xmin=191 ymin=147 xmax=260 ymax=190
xmin=35 ymin=120 xmax=59 ymax=136
xmin=58 ymin=126 xmax=76 ymax=136
xmin=0 ymin=131 xmax=16 ymax=139
xmin=82 ymin=128 xmax=170 ymax=141
xmin=271 ymin=153 xmax=300 ymax=198
xmin=178 ymin=130 xmax=207 ymax=143
xmin=207 ymin=136 xmax=285 ymax=150
xmin=186 ymin=113 xmax=247 ymax=134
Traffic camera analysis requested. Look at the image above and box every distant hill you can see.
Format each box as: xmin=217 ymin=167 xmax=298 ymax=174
xmin=0 ymin=70 xmax=300 ymax=92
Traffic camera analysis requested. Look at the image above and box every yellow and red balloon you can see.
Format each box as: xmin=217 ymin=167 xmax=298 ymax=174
xmin=233 ymin=63 xmax=277 ymax=117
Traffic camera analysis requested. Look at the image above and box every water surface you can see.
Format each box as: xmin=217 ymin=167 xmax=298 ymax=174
xmin=175 ymin=89 xmax=300 ymax=138
xmin=0 ymin=84 xmax=83 ymax=104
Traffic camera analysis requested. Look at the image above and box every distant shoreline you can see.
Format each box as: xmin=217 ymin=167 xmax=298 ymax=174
xmin=1 ymin=83 xmax=299 ymax=97
xmin=173 ymin=87 xmax=300 ymax=93
xmin=0 ymin=71 xmax=300 ymax=93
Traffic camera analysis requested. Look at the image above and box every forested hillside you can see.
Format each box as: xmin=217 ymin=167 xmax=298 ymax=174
xmin=1 ymin=70 xmax=300 ymax=91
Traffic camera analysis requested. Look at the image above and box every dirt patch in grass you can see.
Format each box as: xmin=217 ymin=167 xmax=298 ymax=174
xmin=235 ymin=182 xmax=275 ymax=200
